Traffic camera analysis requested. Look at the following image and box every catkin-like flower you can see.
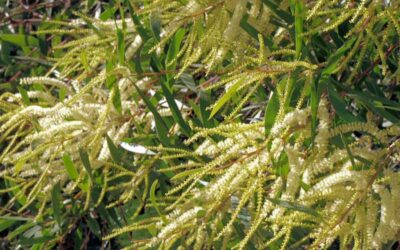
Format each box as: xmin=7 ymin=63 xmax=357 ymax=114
xmin=20 ymin=77 xmax=72 ymax=93
xmin=149 ymin=207 xmax=202 ymax=247
xmin=271 ymin=108 xmax=310 ymax=136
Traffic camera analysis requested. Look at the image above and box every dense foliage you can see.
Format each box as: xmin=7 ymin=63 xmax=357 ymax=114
xmin=0 ymin=0 xmax=399 ymax=249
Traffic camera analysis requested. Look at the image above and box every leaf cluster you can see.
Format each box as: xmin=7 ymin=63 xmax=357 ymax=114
xmin=0 ymin=0 xmax=399 ymax=249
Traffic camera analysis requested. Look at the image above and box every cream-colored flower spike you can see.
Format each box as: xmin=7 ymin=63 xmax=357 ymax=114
xmin=106 ymin=98 xmax=400 ymax=249
xmin=0 ymin=19 xmax=159 ymax=213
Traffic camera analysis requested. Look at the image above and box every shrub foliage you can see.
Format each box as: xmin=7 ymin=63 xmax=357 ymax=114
xmin=0 ymin=0 xmax=399 ymax=249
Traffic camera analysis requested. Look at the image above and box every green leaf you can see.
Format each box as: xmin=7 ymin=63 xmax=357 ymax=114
xmin=132 ymin=82 xmax=170 ymax=146
xmin=62 ymin=154 xmax=79 ymax=181
xmin=340 ymin=134 xmax=356 ymax=168
xmin=112 ymin=83 xmax=122 ymax=114
xmin=0 ymin=34 xmax=39 ymax=48
xmin=77 ymin=13 xmax=102 ymax=37
xmin=139 ymin=38 xmax=158 ymax=72
xmin=240 ymin=15 xmax=274 ymax=49
xmin=0 ymin=216 xmax=33 ymax=221
xmin=171 ymin=169 xmax=202 ymax=181
xmin=264 ymin=91 xmax=280 ymax=137
xmin=179 ymin=73 xmax=197 ymax=91
xmin=7 ymin=222 xmax=35 ymax=241
xmin=106 ymin=135 xmax=122 ymax=162
xmin=80 ymin=51 xmax=90 ymax=73
xmin=160 ymin=81 xmax=192 ymax=136
xmin=86 ymin=216 xmax=101 ymax=239
xmin=59 ymin=88 xmax=66 ymax=102
xmin=100 ymin=7 xmax=116 ymax=21
xmin=294 ymin=0 xmax=304 ymax=59
xmin=14 ymin=160 xmax=25 ymax=177
xmin=127 ymin=3 xmax=151 ymax=41
xmin=51 ymin=182 xmax=62 ymax=226
xmin=350 ymin=90 xmax=400 ymax=112
xmin=322 ymin=37 xmax=357 ymax=75
xmin=106 ymin=59 xmax=117 ymax=89
xmin=210 ymin=77 xmax=245 ymax=119
xmin=0 ymin=82 xmax=13 ymax=91
xmin=150 ymin=180 xmax=166 ymax=222
xmin=351 ymin=92 xmax=400 ymax=124
xmin=266 ymin=197 xmax=322 ymax=218
xmin=300 ymin=181 xmax=311 ymax=191
xmin=117 ymin=28 xmax=125 ymax=64
xmin=5 ymin=180 xmax=27 ymax=205
xmin=310 ymin=73 xmax=325 ymax=143
xmin=87 ymin=0 xmax=96 ymax=10
xmin=150 ymin=13 xmax=162 ymax=40
xmin=0 ymin=220 xmax=17 ymax=233
xmin=196 ymin=209 xmax=206 ymax=218
xmin=17 ymin=86 xmax=31 ymax=105
xmin=166 ymin=28 xmax=185 ymax=72
xmin=272 ymin=151 xmax=290 ymax=177
xmin=327 ymin=84 xmax=359 ymax=122
xmin=147 ymin=224 xmax=157 ymax=236
xmin=261 ymin=0 xmax=294 ymax=24
xmin=20 ymin=235 xmax=54 ymax=245
xmin=79 ymin=149 xmax=93 ymax=181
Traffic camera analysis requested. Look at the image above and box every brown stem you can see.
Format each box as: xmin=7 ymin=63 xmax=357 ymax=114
xmin=355 ymin=42 xmax=399 ymax=83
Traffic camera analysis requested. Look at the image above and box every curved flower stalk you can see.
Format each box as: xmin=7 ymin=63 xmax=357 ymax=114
xmin=105 ymin=99 xmax=400 ymax=249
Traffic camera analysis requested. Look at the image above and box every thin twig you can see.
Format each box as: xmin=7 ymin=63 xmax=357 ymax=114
xmin=355 ymin=42 xmax=399 ymax=83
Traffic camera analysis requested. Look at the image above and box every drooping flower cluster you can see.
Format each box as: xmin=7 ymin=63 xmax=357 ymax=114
xmin=0 ymin=0 xmax=399 ymax=248
xmin=105 ymin=99 xmax=400 ymax=249
xmin=0 ymin=18 xmax=159 ymax=216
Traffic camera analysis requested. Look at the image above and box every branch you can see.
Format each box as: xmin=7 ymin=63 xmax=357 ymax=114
xmin=355 ymin=42 xmax=399 ymax=83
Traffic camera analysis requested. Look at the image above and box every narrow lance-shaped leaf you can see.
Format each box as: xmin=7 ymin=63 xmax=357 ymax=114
xmin=116 ymin=28 xmax=125 ymax=64
xmin=131 ymin=81 xmax=171 ymax=146
xmin=310 ymin=73 xmax=322 ymax=143
xmin=17 ymin=86 xmax=30 ymax=106
xmin=266 ymin=197 xmax=322 ymax=218
xmin=127 ymin=2 xmax=151 ymax=40
xmin=0 ymin=34 xmax=39 ymax=48
xmin=150 ymin=12 xmax=162 ymax=40
xmin=264 ymin=91 xmax=280 ymax=137
xmin=100 ymin=7 xmax=116 ymax=21
xmin=51 ymin=182 xmax=62 ymax=226
xmin=150 ymin=180 xmax=166 ymax=222
xmin=62 ymin=154 xmax=79 ymax=181
xmin=209 ymin=77 xmax=245 ymax=119
xmin=79 ymin=149 xmax=93 ymax=181
xmin=327 ymin=84 xmax=359 ymax=122
xmin=0 ymin=216 xmax=33 ymax=222
xmin=112 ymin=83 xmax=122 ymax=114
xmin=0 ymin=220 xmax=17 ymax=233
xmin=322 ymin=37 xmax=357 ymax=75
xmin=261 ymin=0 xmax=294 ymax=24
xmin=106 ymin=135 xmax=122 ymax=162
xmin=240 ymin=15 xmax=274 ymax=49
xmin=166 ymin=28 xmax=185 ymax=68
xmin=171 ymin=169 xmax=202 ymax=181
xmin=294 ymin=0 xmax=304 ymax=59
xmin=161 ymin=81 xmax=192 ymax=137
xmin=86 ymin=216 xmax=101 ymax=239
xmin=340 ymin=134 xmax=356 ymax=168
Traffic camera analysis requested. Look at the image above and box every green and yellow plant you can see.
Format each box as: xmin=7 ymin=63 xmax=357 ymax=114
xmin=0 ymin=0 xmax=399 ymax=248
